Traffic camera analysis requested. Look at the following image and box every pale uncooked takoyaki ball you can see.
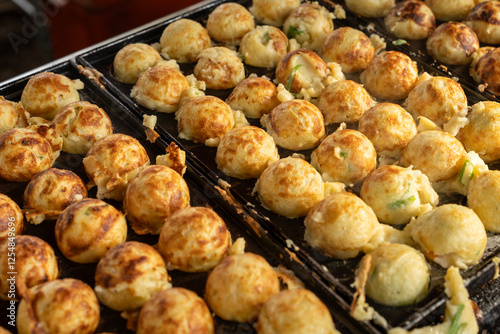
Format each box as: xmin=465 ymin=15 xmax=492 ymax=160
xmin=311 ymin=128 xmax=377 ymax=184
xmin=425 ymin=0 xmax=475 ymax=21
xmin=345 ymin=0 xmax=395 ymax=17
xmin=216 ymin=126 xmax=279 ymax=179
xmin=362 ymin=243 xmax=430 ymax=306
xmin=137 ymin=287 xmax=214 ymax=334
xmin=255 ymin=157 xmax=324 ymax=218
xmin=474 ymin=46 xmax=500 ymax=95
xmin=458 ymin=101 xmax=500 ymax=164
xmin=0 ymin=193 xmax=23 ymax=241
xmin=20 ymin=72 xmax=82 ymax=120
xmin=250 ymin=0 xmax=301 ymax=26
xmin=194 ymin=47 xmax=245 ymax=89
xmin=123 ymin=165 xmax=190 ymax=235
xmin=0 ymin=96 xmax=28 ymax=135
xmin=468 ymin=170 xmax=500 ymax=232
xmin=0 ymin=235 xmax=58 ymax=300
xmin=261 ymin=99 xmax=325 ymax=151
xmin=205 ymin=252 xmax=279 ymax=322
xmin=160 ymin=18 xmax=211 ymax=63
xmin=226 ymin=77 xmax=280 ymax=119
xmin=23 ymin=168 xmax=87 ymax=225
xmin=94 ymin=241 xmax=172 ymax=311
xmin=358 ymin=103 xmax=417 ymax=157
xmin=176 ymin=95 xmax=235 ymax=147
xmin=401 ymin=130 xmax=467 ymax=183
xmin=256 ymin=288 xmax=339 ymax=334
xmin=83 ymin=133 xmax=150 ymax=201
xmin=465 ymin=1 xmax=500 ymax=44
xmin=321 ymin=27 xmax=374 ymax=74
xmin=426 ymin=22 xmax=479 ymax=65
xmin=206 ymin=2 xmax=254 ymax=45
xmin=240 ymin=25 xmax=288 ymax=68
xmin=304 ymin=192 xmax=379 ymax=259
xmin=53 ymin=101 xmax=113 ymax=154
xmin=55 ymin=198 xmax=127 ymax=263
xmin=469 ymin=46 xmax=495 ymax=83
xmin=158 ymin=206 xmax=231 ymax=272
xmin=17 ymin=278 xmax=99 ymax=334
xmin=317 ymin=80 xmax=373 ymax=124
xmin=131 ymin=64 xmax=189 ymax=113
xmin=113 ymin=43 xmax=162 ymax=84
xmin=360 ymin=165 xmax=439 ymax=225
xmin=385 ymin=0 xmax=436 ymax=40
xmin=405 ymin=204 xmax=487 ymax=269
xmin=360 ymin=51 xmax=419 ymax=101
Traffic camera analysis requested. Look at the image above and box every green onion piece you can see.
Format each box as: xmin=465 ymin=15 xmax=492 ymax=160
xmin=393 ymin=39 xmax=407 ymax=46
xmin=448 ymin=303 xmax=466 ymax=334
xmin=340 ymin=151 xmax=347 ymax=158
xmin=457 ymin=160 xmax=475 ymax=185
xmin=287 ymin=26 xmax=304 ymax=39
xmin=85 ymin=208 xmax=91 ymax=216
xmin=239 ymin=53 xmax=245 ymax=62
xmin=262 ymin=32 xmax=271 ymax=43
xmin=286 ymin=64 xmax=303 ymax=92
xmin=388 ymin=195 xmax=416 ymax=210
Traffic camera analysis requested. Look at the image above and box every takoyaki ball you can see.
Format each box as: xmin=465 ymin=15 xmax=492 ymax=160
xmin=304 ymin=192 xmax=379 ymax=260
xmin=113 ymin=43 xmax=162 ymax=84
xmin=94 ymin=241 xmax=172 ymax=311
xmin=261 ymin=99 xmax=325 ymax=151
xmin=20 ymin=72 xmax=83 ymax=120
xmin=469 ymin=46 xmax=495 ymax=83
xmin=0 ymin=193 xmax=23 ymax=241
xmin=321 ymin=27 xmax=374 ymax=74
xmin=226 ymin=77 xmax=280 ymax=119
xmin=468 ymin=170 xmax=500 ymax=232
xmin=255 ymin=157 xmax=324 ymax=218
xmin=474 ymin=46 xmax=500 ymax=95
xmin=283 ymin=3 xmax=334 ymax=52
xmin=23 ymin=168 xmax=87 ymax=225
xmin=360 ymin=165 xmax=439 ymax=225
xmin=130 ymin=64 xmax=189 ymax=113
xmin=137 ymin=287 xmax=214 ymax=334
xmin=160 ymin=18 xmax=211 ymax=63
xmin=401 ymin=130 xmax=467 ymax=184
xmin=240 ymin=25 xmax=288 ymax=68
xmin=216 ymin=126 xmax=279 ymax=179
xmin=360 ymin=51 xmax=419 ymax=101
xmin=384 ymin=0 xmax=436 ymax=40
xmin=0 ymin=235 xmax=58 ymax=300
xmin=405 ymin=204 xmax=487 ymax=269
xmin=123 ymin=165 xmax=190 ymax=235
xmin=465 ymin=1 xmax=500 ymax=44
xmin=206 ymin=2 xmax=254 ymax=45
xmin=194 ymin=47 xmax=245 ymax=89
xmin=426 ymin=22 xmax=479 ymax=65
xmin=345 ymin=0 xmax=395 ymax=18
xmin=317 ymin=80 xmax=373 ymax=124
xmin=361 ymin=243 xmax=430 ymax=306
xmin=53 ymin=101 xmax=113 ymax=154
xmin=250 ymin=0 xmax=301 ymax=26
xmin=17 ymin=278 xmax=99 ymax=334
xmin=0 ymin=96 xmax=28 ymax=135
xmin=256 ymin=288 xmax=339 ymax=334
xmin=310 ymin=128 xmax=377 ymax=185
xmin=425 ymin=0 xmax=475 ymax=21
xmin=458 ymin=101 xmax=500 ymax=164
xmin=205 ymin=252 xmax=280 ymax=322
xmin=158 ymin=206 xmax=231 ymax=272
xmin=358 ymin=103 xmax=417 ymax=157
xmin=83 ymin=133 xmax=150 ymax=201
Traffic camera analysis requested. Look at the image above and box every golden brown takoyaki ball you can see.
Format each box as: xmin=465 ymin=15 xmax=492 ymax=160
xmin=23 ymin=168 xmax=87 ymax=225
xmin=468 ymin=170 xmax=500 ymax=232
xmin=384 ymin=0 xmax=436 ymax=40
xmin=474 ymin=46 xmax=500 ymax=95
xmin=405 ymin=204 xmax=487 ymax=269
xmin=94 ymin=241 xmax=172 ymax=311
xmin=160 ymin=18 xmax=211 ymax=63
xmin=216 ymin=126 xmax=279 ymax=179
xmin=425 ymin=0 xmax=475 ymax=21
xmin=206 ymin=2 xmax=255 ymax=45
xmin=304 ymin=192 xmax=380 ymax=259
xmin=205 ymin=252 xmax=280 ymax=322
xmin=55 ymin=198 xmax=127 ymax=263
xmin=426 ymin=22 xmax=479 ymax=65
xmin=311 ymin=128 xmax=377 ymax=185
xmin=321 ymin=27 xmax=374 ymax=74
xmin=465 ymin=1 xmax=500 ymax=44
xmin=317 ymin=80 xmax=373 ymax=124
xmin=83 ymin=133 xmax=150 ymax=201
xmin=0 ymin=193 xmax=23 ymax=241
xmin=345 ymin=0 xmax=395 ymax=17
xmin=250 ymin=0 xmax=301 ymax=26
xmin=113 ymin=43 xmax=162 ymax=84
xmin=255 ymin=157 xmax=324 ymax=218
xmin=17 ymin=278 xmax=99 ymax=334
xmin=53 ymin=101 xmax=113 ymax=154
xmin=0 ymin=96 xmax=28 ymax=135
xmin=226 ymin=77 xmax=280 ymax=119
xmin=137 ymin=287 xmax=215 ymax=334
xmin=240 ymin=25 xmax=289 ymax=68
xmin=123 ymin=165 xmax=190 ymax=235
xmin=194 ymin=46 xmax=245 ymax=89
xmin=470 ymin=46 xmax=495 ymax=83
xmin=20 ymin=72 xmax=83 ymax=120
xmin=261 ymin=99 xmax=325 ymax=151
